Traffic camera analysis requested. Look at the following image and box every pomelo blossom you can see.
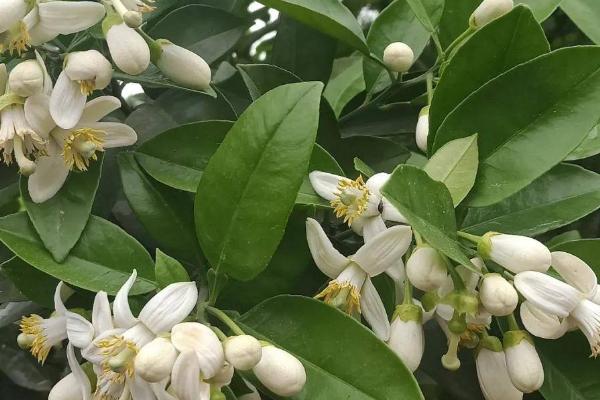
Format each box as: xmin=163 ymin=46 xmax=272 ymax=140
xmin=103 ymin=8 xmax=150 ymax=75
xmin=382 ymin=42 xmax=414 ymax=73
xmin=503 ymin=330 xmax=544 ymax=393
xmin=388 ymin=303 xmax=424 ymax=372
xmin=475 ymin=335 xmax=523 ymax=400
xmin=153 ymin=39 xmax=212 ymax=90
xmin=48 ymin=344 xmax=92 ymax=400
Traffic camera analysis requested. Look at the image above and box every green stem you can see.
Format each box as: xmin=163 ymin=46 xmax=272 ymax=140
xmin=206 ymin=306 xmax=245 ymax=336
xmin=442 ymin=255 xmax=465 ymax=291
xmin=444 ymin=27 xmax=476 ymax=57
xmin=431 ymin=33 xmax=445 ymax=62
xmin=403 ymin=278 xmax=413 ymax=305
xmin=457 ymin=231 xmax=482 ymax=244
xmin=426 ymin=72 xmax=434 ymax=105
xmin=210 ymin=326 xmax=228 ymax=341
xmin=506 ymin=313 xmax=520 ymax=331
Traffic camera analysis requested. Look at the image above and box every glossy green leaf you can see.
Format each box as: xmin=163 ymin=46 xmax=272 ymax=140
xmin=433 ymin=47 xmax=600 ymax=207
xmin=551 ymin=239 xmax=600 ymax=272
xmin=155 ymin=249 xmax=190 ymax=289
xmin=546 ymin=230 xmax=582 ymax=248
xmin=323 ymin=55 xmax=365 ymax=118
xmin=118 ymin=153 xmax=202 ymax=265
xmin=237 ymin=64 xmax=301 ymax=101
xmin=0 ymin=346 xmax=52 ymax=392
xmin=195 ymin=82 xmax=323 ymax=281
xmin=567 ymin=124 xmax=600 ymax=160
xmin=424 ymin=134 xmax=478 ymax=206
xmin=2 ymin=257 xmax=59 ymax=308
xmin=406 ymin=0 xmax=444 ymax=32
xmin=135 ymin=121 xmax=233 ymax=192
xmin=438 ymin=0 xmax=479 ymax=48
xmin=148 ymin=5 xmax=246 ymax=64
xmin=0 ymin=165 xmax=19 ymax=217
xmin=461 ymin=164 xmax=600 ymax=236
xmin=561 ymin=0 xmax=600 ymax=44
xmin=517 ymin=0 xmax=562 ymax=21
xmin=353 ymin=157 xmax=375 ymax=178
xmin=258 ymin=0 xmax=369 ymax=54
xmin=429 ymin=6 xmax=549 ymax=138
xmin=382 ymin=165 xmax=476 ymax=270
xmin=296 ymin=145 xmax=344 ymax=208
xmin=0 ymin=212 xmax=155 ymax=295
xmin=237 ymin=295 xmax=424 ymax=399
xmin=113 ymin=68 xmax=217 ymax=97
xmin=20 ymin=155 xmax=103 ymax=263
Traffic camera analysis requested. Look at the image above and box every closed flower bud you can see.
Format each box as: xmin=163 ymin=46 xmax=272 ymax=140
xmin=416 ymin=106 xmax=429 ymax=152
xmin=134 ymin=337 xmax=178 ymax=382
xmin=479 ymin=233 xmax=551 ymax=274
xmin=253 ymin=345 xmax=306 ymax=397
xmin=470 ymin=0 xmax=514 ymax=29
xmin=476 ymin=336 xmax=523 ymax=400
xmin=406 ymin=246 xmax=447 ymax=291
xmin=479 ymin=273 xmax=518 ymax=316
xmin=503 ymin=331 xmax=544 ymax=393
xmin=388 ymin=304 xmax=424 ymax=372
xmin=223 ymin=335 xmax=262 ymax=371
xmin=105 ymin=21 xmax=150 ymax=75
xmin=382 ymin=42 xmax=414 ymax=73
xmin=48 ymin=373 xmax=84 ymax=400
xmin=8 ymin=60 xmax=45 ymax=97
xmin=155 ymin=40 xmax=212 ymax=90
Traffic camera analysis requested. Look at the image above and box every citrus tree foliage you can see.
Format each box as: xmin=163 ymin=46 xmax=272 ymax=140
xmin=1 ymin=0 xmax=600 ymax=399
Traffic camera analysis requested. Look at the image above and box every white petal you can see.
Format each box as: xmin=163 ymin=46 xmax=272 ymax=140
xmin=360 ymin=278 xmax=390 ymax=341
xmin=37 ymin=1 xmax=105 ymax=35
xmin=24 ymin=94 xmax=54 ymax=139
xmin=551 ymin=251 xmax=598 ymax=298
xmin=128 ymin=374 xmax=157 ymax=400
xmin=150 ymin=379 xmax=178 ymax=400
xmin=381 ymin=198 xmax=408 ymax=223
xmin=50 ymin=71 xmax=86 ymax=129
xmin=139 ymin=282 xmax=198 ymax=334
xmin=308 ymin=171 xmax=345 ymax=201
xmin=80 ymin=96 xmax=121 ymax=123
xmin=352 ymin=225 xmax=413 ymax=276
xmin=514 ymin=271 xmax=581 ymax=318
xmin=28 ymin=23 xmax=59 ymax=47
xmin=92 ymin=291 xmax=113 ymax=333
xmin=66 ymin=311 xmax=94 ymax=348
xmin=475 ymin=348 xmax=523 ymax=400
xmin=305 ymin=218 xmax=349 ymax=278
xmin=113 ymin=270 xmax=139 ymax=329
xmin=88 ymin=121 xmax=137 ymax=148
xmin=171 ymin=322 xmax=225 ymax=379
xmin=106 ymin=23 xmax=150 ymax=75
xmin=520 ymin=302 xmax=568 ymax=340
xmin=65 ymin=50 xmax=112 ymax=89
xmin=385 ymin=258 xmax=405 ymax=284
xmin=35 ymin=50 xmax=53 ymax=95
xmin=171 ymin=352 xmax=211 ymax=400
xmin=54 ymin=281 xmax=69 ymax=315
xmin=0 ymin=64 xmax=7 ymax=96
xmin=0 ymin=0 xmax=27 ymax=33
xmin=362 ymin=216 xmax=387 ymax=243
xmin=28 ymin=152 xmax=70 ymax=203
xmin=123 ymin=323 xmax=155 ymax=348
xmin=66 ymin=344 xmax=91 ymax=400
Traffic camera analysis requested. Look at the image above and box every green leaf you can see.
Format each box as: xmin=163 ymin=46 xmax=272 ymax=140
xmin=382 ymin=165 xmax=476 ymax=271
xmin=296 ymin=144 xmax=344 ymax=207
xmin=20 ymin=155 xmax=103 ymax=263
xmin=237 ymin=295 xmax=424 ymax=400
xmin=561 ymin=0 xmax=600 ymax=44
xmin=567 ymin=124 xmax=600 ymax=160
xmin=406 ymin=0 xmax=444 ymax=33
xmin=517 ymin=0 xmax=562 ymax=21
xmin=437 ymin=0 xmax=480 ymax=49
xmin=429 ymin=6 xmax=549 ymax=139
xmin=0 ymin=166 xmax=19 ymax=217
xmin=113 ymin=67 xmax=217 ymax=97
xmin=0 ymin=346 xmax=52 ymax=392
xmin=148 ymin=5 xmax=247 ymax=64
xmin=135 ymin=121 xmax=234 ymax=192
xmin=354 ymin=157 xmax=375 ymax=178
xmin=237 ymin=64 xmax=301 ymax=101
xmin=118 ymin=153 xmax=202 ymax=265
xmin=2 ymin=257 xmax=59 ymax=308
xmin=550 ymin=239 xmax=600 ymax=271
xmin=461 ymin=164 xmax=600 ymax=237
xmin=323 ymin=55 xmax=365 ymax=118
xmin=433 ymin=47 xmax=600 ymax=207
xmin=155 ymin=249 xmax=190 ymax=289
xmin=195 ymin=82 xmax=323 ymax=281
xmin=424 ymin=134 xmax=478 ymax=206
xmin=0 ymin=212 xmax=155 ymax=295
xmin=258 ymin=0 xmax=369 ymax=54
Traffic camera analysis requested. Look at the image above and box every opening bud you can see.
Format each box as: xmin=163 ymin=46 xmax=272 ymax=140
xmin=252 ymin=345 xmax=306 ymax=397
xmin=479 ymin=273 xmax=518 ymax=316
xmin=479 ymin=232 xmax=551 ymax=274
xmin=406 ymin=246 xmax=447 ymax=292
xmin=469 ymin=0 xmax=514 ymax=29
xmin=382 ymin=42 xmax=414 ymax=73
xmin=134 ymin=337 xmax=177 ymax=382
xmin=503 ymin=330 xmax=544 ymax=393
xmin=388 ymin=304 xmax=424 ymax=372
xmin=224 ymin=335 xmax=262 ymax=371
xmin=8 ymin=60 xmax=44 ymax=97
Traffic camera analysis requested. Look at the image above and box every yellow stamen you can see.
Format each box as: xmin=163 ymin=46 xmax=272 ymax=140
xmin=316 ymin=281 xmax=361 ymax=315
xmin=79 ymin=80 xmax=96 ymax=96
xmin=20 ymin=315 xmax=51 ymax=364
xmin=330 ymin=175 xmax=370 ymax=226
xmin=0 ymin=21 xmax=31 ymax=56
xmin=96 ymin=335 xmax=138 ymax=382
xmin=62 ymin=128 xmax=105 ymax=171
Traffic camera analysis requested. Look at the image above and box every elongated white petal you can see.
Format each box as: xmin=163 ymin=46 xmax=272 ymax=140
xmin=35 ymin=50 xmax=53 ymax=95
xmin=66 ymin=344 xmax=91 ymax=400
xmin=362 ymin=216 xmax=387 ymax=243
xmin=37 ymin=1 xmax=105 ymax=35
xmin=66 ymin=311 xmax=94 ymax=349
xmin=92 ymin=291 xmax=113 ymax=333
xmin=488 ymin=234 xmax=551 ymax=273
xmin=54 ymin=281 xmax=70 ymax=315
xmin=48 ymin=372 xmax=85 ymax=400
xmin=570 ymin=299 xmax=600 ymax=356
xmin=308 ymin=171 xmax=344 ymax=201
xmin=80 ymin=96 xmax=121 ymax=123
xmin=27 ymin=151 xmax=70 ymax=203
xmin=139 ymin=282 xmax=198 ymax=334
xmin=381 ymin=198 xmax=408 ymax=223
xmin=352 ymin=225 xmax=412 ymax=276
xmin=305 ymin=218 xmax=349 ymax=278
xmin=253 ymin=346 xmax=306 ymax=397
xmin=64 ymin=50 xmax=112 ymax=90
xmin=171 ymin=322 xmax=224 ymax=379
xmin=360 ymin=278 xmax=390 ymax=341
xmin=106 ymin=23 xmax=150 ymax=75
xmin=385 ymin=258 xmax=405 ymax=285
xmin=128 ymin=373 xmax=158 ymax=400
xmin=0 ymin=0 xmax=27 ymax=33
xmin=113 ymin=271 xmax=138 ymax=329
xmin=24 ymin=94 xmax=54 ymax=139
xmin=87 ymin=121 xmax=137 ymax=148
xmin=28 ymin=21 xmax=59 ymax=47
xmin=476 ymin=348 xmax=523 ymax=400
xmin=365 ymin=172 xmax=390 ymax=195
xmin=50 ymin=71 xmax=87 ymax=129
xmin=388 ymin=318 xmax=424 ymax=372
xmin=514 ymin=271 xmax=580 ymax=318
xmin=123 ymin=322 xmax=155 ymax=348
xmin=519 ymin=302 xmax=568 ymax=340
xmin=551 ymin=251 xmax=598 ymax=298
xmin=150 ymin=379 xmax=178 ymax=400
xmin=171 ymin=352 xmax=211 ymax=400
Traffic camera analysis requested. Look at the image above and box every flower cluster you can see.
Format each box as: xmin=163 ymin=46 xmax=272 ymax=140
xmin=307 ymin=168 xmax=600 ymax=399
xmin=18 ymin=271 xmax=307 ymax=400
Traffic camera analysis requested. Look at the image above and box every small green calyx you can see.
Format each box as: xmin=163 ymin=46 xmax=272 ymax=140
xmin=210 ymin=388 xmax=226 ymax=400
xmin=419 ymin=105 xmax=429 ymax=117
xmin=441 ymin=290 xmax=479 ymax=316
xmin=478 ymin=335 xmax=503 ymax=353
xmin=448 ymin=312 xmax=467 ymax=335
xmin=420 ymin=291 xmax=439 ymax=312
xmin=149 ymin=38 xmax=168 ymax=64
xmin=102 ymin=8 xmax=123 ymax=37
xmin=477 ymin=232 xmax=498 ymax=259
xmin=0 ymin=93 xmax=25 ymax=112
xmin=503 ymin=330 xmax=533 ymax=349
xmin=393 ymin=304 xmax=422 ymax=323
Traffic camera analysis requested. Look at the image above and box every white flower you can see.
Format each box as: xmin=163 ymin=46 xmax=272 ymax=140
xmin=306 ymin=218 xmax=412 ymax=340
xmin=382 ymin=42 xmax=414 ymax=73
xmin=224 ymin=335 xmax=262 ymax=371
xmin=104 ymin=17 xmax=150 ymax=76
xmin=49 ymin=344 xmax=92 ymax=400
xmin=479 ymin=233 xmax=551 ymax=273
xmin=50 ymin=50 xmax=113 ymax=129
xmin=253 ymin=345 xmax=306 ymax=397
xmin=476 ymin=337 xmax=523 ymax=400
xmin=416 ymin=106 xmax=429 ymax=152
xmin=470 ymin=0 xmax=514 ymax=28
xmin=135 ymin=337 xmax=178 ymax=383
xmin=18 ymin=281 xmax=71 ymax=364
xmin=154 ymin=40 xmax=212 ymax=90
xmin=309 ymin=171 xmax=407 ymax=240
xmin=479 ymin=273 xmax=518 ymax=316
xmin=406 ymin=246 xmax=447 ymax=292
xmin=503 ymin=331 xmax=544 ymax=393
xmin=0 ymin=0 xmax=27 ymax=34
xmin=519 ymin=301 xmax=569 ymax=340
xmin=387 ymin=304 xmax=424 ymax=372
xmin=27 ymin=95 xmax=137 ymax=203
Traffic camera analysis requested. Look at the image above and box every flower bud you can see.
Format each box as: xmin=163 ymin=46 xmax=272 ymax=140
xmin=105 ymin=22 xmax=150 ymax=75
xmin=382 ymin=42 xmax=414 ymax=73
xmin=253 ymin=345 xmax=306 ymax=397
xmin=48 ymin=373 xmax=83 ymax=400
xmin=479 ymin=273 xmax=518 ymax=316
xmin=416 ymin=106 xmax=429 ymax=152
xmin=388 ymin=304 xmax=424 ymax=372
xmin=479 ymin=233 xmax=551 ymax=274
xmin=155 ymin=40 xmax=212 ymax=90
xmin=8 ymin=60 xmax=45 ymax=97
xmin=134 ymin=337 xmax=178 ymax=382
xmin=406 ymin=246 xmax=447 ymax=291
xmin=123 ymin=10 xmax=143 ymax=28
xmin=223 ymin=335 xmax=262 ymax=371
xmin=503 ymin=330 xmax=544 ymax=393
xmin=470 ymin=0 xmax=514 ymax=29
xmin=475 ymin=337 xmax=523 ymax=400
